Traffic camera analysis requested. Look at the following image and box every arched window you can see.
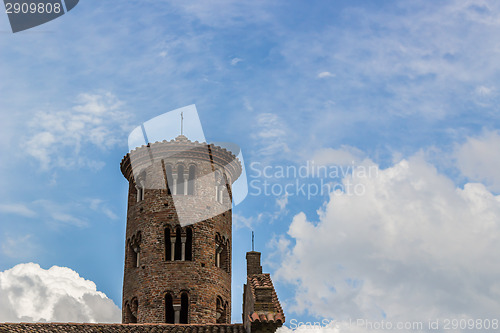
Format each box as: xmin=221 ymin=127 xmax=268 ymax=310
xmin=136 ymin=172 xmax=146 ymax=202
xmin=125 ymin=302 xmax=136 ymax=324
xmin=129 ymin=298 xmax=138 ymax=323
xmin=132 ymin=245 xmax=140 ymax=268
xmin=215 ymin=234 xmax=220 ymax=267
xmin=174 ymin=227 xmax=182 ymax=261
xmin=185 ymin=227 xmax=192 ymax=261
xmin=215 ymin=234 xmax=229 ymax=273
xmin=188 ymin=165 xmax=196 ymax=195
xmin=129 ymin=232 xmax=141 ymax=268
xmin=180 ymin=292 xmax=189 ymax=324
xmin=177 ymin=165 xmax=185 ymax=195
xmin=215 ymin=233 xmax=222 ymax=268
xmin=220 ymin=239 xmax=229 ymax=273
xmin=165 ymin=164 xmax=173 ymax=195
xmin=216 ymin=296 xmax=226 ymax=323
xmin=165 ymin=293 xmax=174 ymax=324
xmin=214 ymin=170 xmax=223 ymax=203
xmin=165 ymin=227 xmax=172 ymax=261
xmin=136 ymin=183 xmax=144 ymax=202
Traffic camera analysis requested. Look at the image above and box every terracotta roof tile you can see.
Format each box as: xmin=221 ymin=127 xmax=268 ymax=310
xmin=247 ymin=312 xmax=284 ymax=325
xmin=0 ymin=323 xmax=246 ymax=333
xmin=247 ymin=274 xmax=285 ymax=325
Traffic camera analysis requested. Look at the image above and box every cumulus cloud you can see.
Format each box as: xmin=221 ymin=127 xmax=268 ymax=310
xmin=23 ymin=92 xmax=132 ymax=170
xmin=273 ymin=154 xmax=500 ymax=331
xmin=0 ymin=263 xmax=121 ymax=323
xmin=455 ymin=130 xmax=500 ymax=192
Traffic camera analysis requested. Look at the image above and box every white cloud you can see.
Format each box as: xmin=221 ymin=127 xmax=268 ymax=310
xmin=88 ymin=199 xmax=118 ymax=221
xmin=278 ymin=321 xmax=375 ymax=333
xmin=474 ymin=85 xmax=494 ymax=97
xmin=0 ymin=203 xmax=36 ymax=218
xmin=50 ymin=212 xmax=87 ymax=228
xmin=455 ymin=130 xmax=500 ymax=192
xmin=168 ymin=0 xmax=276 ymax=28
xmin=1 ymin=234 xmax=37 ymax=259
xmin=253 ymin=113 xmax=290 ymax=157
xmin=472 ymin=85 xmax=498 ymax=108
xmin=233 ymin=212 xmax=263 ymax=231
xmin=274 ymin=154 xmax=500 ymax=329
xmin=23 ymin=92 xmax=132 ymax=170
xmin=278 ymin=1 xmax=500 ymax=119
xmin=32 ymin=200 xmax=88 ymax=228
xmin=243 ymin=97 xmax=254 ymax=112
xmin=231 ymin=57 xmax=243 ymax=65
xmin=317 ymin=72 xmax=335 ymax=79
xmin=310 ymin=146 xmax=366 ymax=167
xmin=0 ymin=199 xmax=117 ymax=230
xmin=0 ymin=263 xmax=121 ymax=323
xmin=276 ymin=193 xmax=289 ymax=212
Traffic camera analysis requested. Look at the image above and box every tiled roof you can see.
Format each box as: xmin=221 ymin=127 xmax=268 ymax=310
xmin=248 ymin=312 xmax=284 ymax=324
xmin=0 ymin=323 xmax=246 ymax=333
xmin=247 ymin=274 xmax=285 ymax=325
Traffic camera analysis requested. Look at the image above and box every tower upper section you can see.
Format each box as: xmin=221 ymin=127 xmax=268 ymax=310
xmin=121 ymin=135 xmax=242 ymax=186
xmin=121 ymin=136 xmax=242 ymax=324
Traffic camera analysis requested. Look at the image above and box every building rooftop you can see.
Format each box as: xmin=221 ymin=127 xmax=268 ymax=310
xmin=0 ymin=323 xmax=246 ymax=333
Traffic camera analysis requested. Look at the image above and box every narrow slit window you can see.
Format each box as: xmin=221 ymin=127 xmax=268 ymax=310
xmin=165 ymin=228 xmax=172 ymax=261
xmin=185 ymin=227 xmax=192 ymax=261
xmin=188 ymin=165 xmax=195 ymax=195
xmin=177 ymin=165 xmax=185 ymax=195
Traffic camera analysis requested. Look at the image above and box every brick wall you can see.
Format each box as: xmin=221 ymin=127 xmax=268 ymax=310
xmin=246 ymin=252 xmax=262 ymax=275
xmin=121 ymin=139 xmax=241 ymax=324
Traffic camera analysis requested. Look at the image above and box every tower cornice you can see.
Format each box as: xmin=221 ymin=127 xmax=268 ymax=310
xmin=120 ymin=138 xmax=242 ymax=183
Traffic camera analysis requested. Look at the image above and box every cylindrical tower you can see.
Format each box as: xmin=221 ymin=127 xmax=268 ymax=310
xmin=120 ymin=135 xmax=242 ymax=324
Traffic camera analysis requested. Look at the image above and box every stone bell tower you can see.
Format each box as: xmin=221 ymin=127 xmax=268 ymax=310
xmin=120 ymin=135 xmax=242 ymax=324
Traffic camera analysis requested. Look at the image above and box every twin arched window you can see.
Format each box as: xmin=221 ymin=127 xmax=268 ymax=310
xmin=164 ymin=163 xmax=196 ymax=196
xmin=165 ymin=292 xmax=189 ymax=324
xmin=165 ymin=227 xmax=192 ymax=261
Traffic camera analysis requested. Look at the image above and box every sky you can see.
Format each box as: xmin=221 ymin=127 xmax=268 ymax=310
xmin=1 ymin=0 xmax=500 ymax=331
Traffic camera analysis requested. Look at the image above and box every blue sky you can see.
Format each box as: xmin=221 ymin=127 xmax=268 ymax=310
xmin=1 ymin=0 xmax=500 ymax=331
